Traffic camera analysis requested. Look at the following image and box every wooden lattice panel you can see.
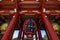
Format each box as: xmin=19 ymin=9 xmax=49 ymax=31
xmin=0 ymin=0 xmax=60 ymax=12
xmin=19 ymin=1 xmax=41 ymax=11
xmin=0 ymin=0 xmax=16 ymax=11
xmin=45 ymin=0 xmax=60 ymax=11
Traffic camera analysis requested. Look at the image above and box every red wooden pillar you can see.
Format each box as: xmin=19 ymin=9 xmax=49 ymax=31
xmin=0 ymin=36 xmax=1 ymax=40
xmin=58 ymin=35 xmax=60 ymax=39
xmin=41 ymin=13 xmax=59 ymax=40
xmin=1 ymin=13 xmax=19 ymax=40
xmin=17 ymin=30 xmax=22 ymax=40
xmin=38 ymin=30 xmax=43 ymax=40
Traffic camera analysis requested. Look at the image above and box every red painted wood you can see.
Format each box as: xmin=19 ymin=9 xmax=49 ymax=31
xmin=41 ymin=13 xmax=59 ymax=40
xmin=1 ymin=13 xmax=19 ymax=40
xmin=0 ymin=36 xmax=1 ymax=40
xmin=17 ymin=30 xmax=22 ymax=40
xmin=38 ymin=30 xmax=43 ymax=40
